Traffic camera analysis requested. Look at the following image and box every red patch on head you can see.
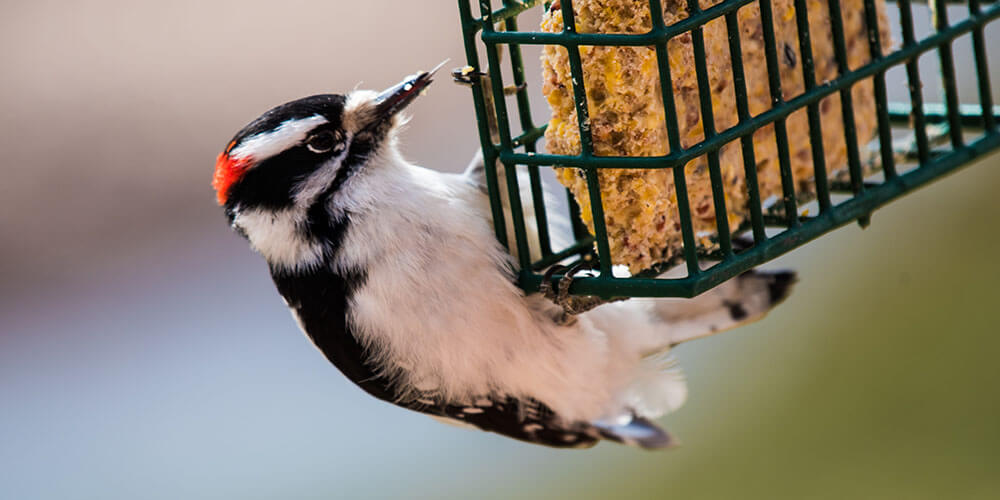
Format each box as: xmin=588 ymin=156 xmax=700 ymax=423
xmin=212 ymin=148 xmax=252 ymax=205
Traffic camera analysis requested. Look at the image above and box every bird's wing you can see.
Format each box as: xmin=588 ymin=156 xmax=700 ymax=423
xmin=462 ymin=149 xmax=490 ymax=194
xmin=462 ymin=151 xmax=555 ymax=264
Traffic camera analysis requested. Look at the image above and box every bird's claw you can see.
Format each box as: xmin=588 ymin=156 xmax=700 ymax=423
xmin=503 ymin=82 xmax=527 ymax=96
xmin=451 ymin=67 xmax=482 ymax=86
xmin=451 ymin=68 xmax=525 ymax=95
xmin=540 ymin=261 xmax=626 ymax=325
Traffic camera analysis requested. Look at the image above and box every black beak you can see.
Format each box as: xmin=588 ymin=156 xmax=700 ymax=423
xmin=371 ymin=60 xmax=447 ymax=125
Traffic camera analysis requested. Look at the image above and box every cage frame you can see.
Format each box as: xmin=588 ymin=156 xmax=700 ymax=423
xmin=458 ymin=0 xmax=1000 ymax=299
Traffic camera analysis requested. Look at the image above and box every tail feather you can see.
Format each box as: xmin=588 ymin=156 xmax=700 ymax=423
xmin=652 ymin=269 xmax=798 ymax=348
xmin=592 ymin=415 xmax=675 ymax=449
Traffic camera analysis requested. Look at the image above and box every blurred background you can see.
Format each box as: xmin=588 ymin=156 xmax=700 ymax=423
xmin=1 ymin=1 xmax=998 ymax=498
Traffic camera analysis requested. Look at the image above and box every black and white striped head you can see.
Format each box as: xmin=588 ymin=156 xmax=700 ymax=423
xmin=212 ymin=68 xmax=438 ymax=270
xmin=213 ymin=68 xmax=437 ymax=215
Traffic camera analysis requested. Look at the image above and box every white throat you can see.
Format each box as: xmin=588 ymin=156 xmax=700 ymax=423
xmin=232 ymin=208 xmax=326 ymax=271
xmin=230 ymin=146 xmax=352 ymax=272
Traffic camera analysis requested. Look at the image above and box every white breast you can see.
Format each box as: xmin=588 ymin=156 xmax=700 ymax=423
xmin=331 ymin=156 xmax=648 ymax=422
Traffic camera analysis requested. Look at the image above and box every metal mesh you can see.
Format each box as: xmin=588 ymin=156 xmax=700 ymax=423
xmin=459 ymin=0 xmax=1000 ymax=298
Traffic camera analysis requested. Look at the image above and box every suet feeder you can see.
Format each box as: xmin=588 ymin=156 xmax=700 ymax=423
xmin=457 ymin=0 xmax=1000 ymax=298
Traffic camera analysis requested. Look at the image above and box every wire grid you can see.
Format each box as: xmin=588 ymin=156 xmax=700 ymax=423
xmin=458 ymin=0 xmax=1000 ymax=298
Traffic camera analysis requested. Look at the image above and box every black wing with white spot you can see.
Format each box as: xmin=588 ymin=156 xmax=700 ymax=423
xmin=431 ymin=397 xmax=600 ymax=448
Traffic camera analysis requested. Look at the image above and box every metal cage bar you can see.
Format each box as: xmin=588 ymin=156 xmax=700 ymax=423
xmin=561 ymin=0 xmax=616 ymax=276
xmin=686 ymin=0 xmax=734 ymax=258
xmin=648 ymin=0 xmax=702 ymax=276
xmin=500 ymin=1 xmax=556 ymax=258
xmin=757 ymin=0 xmax=801 ymax=228
xmin=897 ymin=0 xmax=932 ymax=166
xmin=480 ymin=1 xmax=535 ymax=275
xmin=723 ymin=8 xmax=767 ymax=244
xmin=969 ymin=0 xmax=997 ymax=131
xmin=866 ymin=0 xmax=899 ymax=180
xmin=458 ymin=0 xmax=509 ymax=251
xmin=931 ymin=0 xmax=966 ymax=149
xmin=827 ymin=0 xmax=866 ymax=199
xmin=793 ymin=0 xmax=834 ymax=213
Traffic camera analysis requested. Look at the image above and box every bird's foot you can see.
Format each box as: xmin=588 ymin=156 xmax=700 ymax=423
xmin=539 ymin=262 xmax=627 ymax=325
xmin=451 ymin=67 xmax=525 ymax=95
xmin=451 ymin=67 xmax=481 ymax=86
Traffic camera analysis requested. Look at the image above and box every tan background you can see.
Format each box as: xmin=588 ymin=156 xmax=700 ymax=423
xmin=2 ymin=1 xmax=998 ymax=498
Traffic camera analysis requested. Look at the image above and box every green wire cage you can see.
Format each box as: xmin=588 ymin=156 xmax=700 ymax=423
xmin=457 ymin=0 xmax=999 ymax=299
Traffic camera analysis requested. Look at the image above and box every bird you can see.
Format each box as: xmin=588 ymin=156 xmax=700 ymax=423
xmin=212 ymin=66 xmax=796 ymax=449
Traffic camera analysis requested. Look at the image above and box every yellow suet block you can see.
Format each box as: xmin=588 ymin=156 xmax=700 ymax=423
xmin=540 ymin=0 xmax=891 ymax=272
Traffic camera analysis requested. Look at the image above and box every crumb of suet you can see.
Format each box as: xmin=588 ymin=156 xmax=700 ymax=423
xmin=541 ymin=0 xmax=891 ymax=273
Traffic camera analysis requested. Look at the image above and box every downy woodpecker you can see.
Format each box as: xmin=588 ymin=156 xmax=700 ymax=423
xmin=213 ymin=67 xmax=796 ymax=449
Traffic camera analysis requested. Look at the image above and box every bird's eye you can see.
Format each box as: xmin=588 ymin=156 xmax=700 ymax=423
xmin=306 ymin=130 xmax=340 ymax=154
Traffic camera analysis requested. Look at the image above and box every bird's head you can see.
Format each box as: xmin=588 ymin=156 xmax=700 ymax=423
xmin=213 ymin=66 xmax=439 ymax=214
xmin=212 ymin=66 xmax=440 ymax=271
